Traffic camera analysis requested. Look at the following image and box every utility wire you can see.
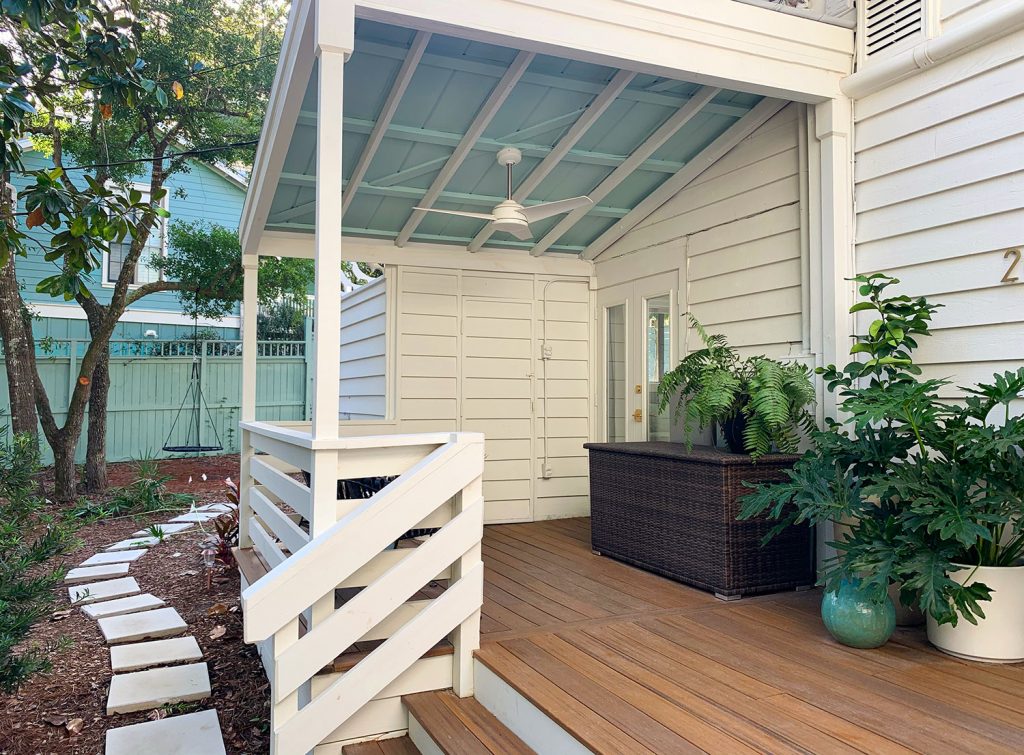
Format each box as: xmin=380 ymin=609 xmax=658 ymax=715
xmin=13 ymin=139 xmax=259 ymax=174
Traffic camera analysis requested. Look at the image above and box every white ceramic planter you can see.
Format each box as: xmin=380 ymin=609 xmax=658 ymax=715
xmin=927 ymin=564 xmax=1024 ymax=663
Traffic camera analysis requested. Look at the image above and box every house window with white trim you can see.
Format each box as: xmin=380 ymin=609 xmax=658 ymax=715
xmin=103 ymin=185 xmax=167 ymax=286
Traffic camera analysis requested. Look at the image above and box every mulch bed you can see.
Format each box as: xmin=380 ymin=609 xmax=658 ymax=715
xmin=0 ymin=454 xmax=270 ymax=755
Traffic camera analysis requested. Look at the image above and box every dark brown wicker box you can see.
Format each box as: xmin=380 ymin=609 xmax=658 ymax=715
xmin=584 ymin=442 xmax=815 ymax=598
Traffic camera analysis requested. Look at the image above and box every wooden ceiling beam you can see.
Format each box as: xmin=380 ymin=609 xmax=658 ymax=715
xmin=342 ymin=30 xmax=430 ymax=215
xmin=395 ymin=50 xmax=534 ymax=247
xmin=468 ymin=69 xmax=635 ymax=253
xmin=530 ymin=85 xmax=720 ymax=257
xmin=582 ymin=97 xmax=788 ymax=261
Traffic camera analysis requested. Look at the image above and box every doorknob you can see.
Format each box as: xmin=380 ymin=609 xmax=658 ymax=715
xmin=632 ymin=409 xmax=643 ymax=422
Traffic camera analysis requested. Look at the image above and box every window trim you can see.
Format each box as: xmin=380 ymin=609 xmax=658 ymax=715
xmin=100 ymin=181 xmax=169 ymax=289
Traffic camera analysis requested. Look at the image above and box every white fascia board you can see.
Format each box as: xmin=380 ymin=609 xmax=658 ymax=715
xmin=355 ymin=0 xmax=853 ymax=101
xmin=239 ymin=0 xmax=316 ymax=255
xmin=30 ymin=302 xmax=240 ymax=329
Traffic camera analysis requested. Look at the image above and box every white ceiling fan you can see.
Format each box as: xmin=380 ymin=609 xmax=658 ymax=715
xmin=414 ymin=147 xmax=593 ymax=241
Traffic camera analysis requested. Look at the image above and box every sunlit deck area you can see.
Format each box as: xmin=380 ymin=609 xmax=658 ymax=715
xmin=477 ymin=518 xmax=1024 ymax=754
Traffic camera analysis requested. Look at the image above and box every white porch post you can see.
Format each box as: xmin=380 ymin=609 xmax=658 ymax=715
xmin=307 ymin=0 xmax=353 ymax=633
xmin=239 ymin=255 xmax=259 ymax=548
xmin=813 ymin=95 xmax=855 ymax=566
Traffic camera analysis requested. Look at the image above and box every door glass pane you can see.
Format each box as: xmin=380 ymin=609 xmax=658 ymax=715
xmin=606 ymin=304 xmax=626 ymax=442
xmin=646 ymin=294 xmax=671 ymax=441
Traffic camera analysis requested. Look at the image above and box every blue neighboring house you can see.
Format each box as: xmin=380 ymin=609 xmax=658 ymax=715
xmin=11 ymin=145 xmax=248 ymax=342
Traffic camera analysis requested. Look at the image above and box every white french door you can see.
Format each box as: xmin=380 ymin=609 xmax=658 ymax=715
xmin=597 ymin=272 xmax=678 ymax=442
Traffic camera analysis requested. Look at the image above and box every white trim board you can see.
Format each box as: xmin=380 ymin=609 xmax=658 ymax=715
xmin=28 ymin=302 xmax=240 ymax=330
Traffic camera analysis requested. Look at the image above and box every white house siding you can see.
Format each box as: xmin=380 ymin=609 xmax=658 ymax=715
xmin=339 ymin=275 xmax=388 ymax=420
xmin=940 ymin=0 xmax=1019 ymax=30
xmin=365 ymin=266 xmax=592 ymax=524
xmin=853 ymin=26 xmax=1024 ymax=406
xmin=598 ymin=103 xmax=806 ymax=361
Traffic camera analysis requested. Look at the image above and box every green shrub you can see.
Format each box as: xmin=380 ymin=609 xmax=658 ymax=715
xmin=0 ymin=432 xmax=79 ymax=693
xmin=71 ymin=459 xmax=193 ymax=520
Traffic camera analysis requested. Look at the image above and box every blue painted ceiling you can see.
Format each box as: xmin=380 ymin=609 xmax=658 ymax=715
xmin=265 ymin=19 xmax=762 ymax=255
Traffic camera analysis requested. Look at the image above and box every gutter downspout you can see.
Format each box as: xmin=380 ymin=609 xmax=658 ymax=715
xmin=842 ymin=3 xmax=1024 ymax=99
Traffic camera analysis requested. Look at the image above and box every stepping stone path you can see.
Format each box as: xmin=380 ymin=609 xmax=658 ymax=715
xmin=110 ymin=636 xmax=203 ymax=672
xmin=65 ymin=562 xmax=131 ymax=584
xmin=81 ymin=548 xmax=149 ymax=566
xmin=64 ymin=502 xmax=238 ymax=753
xmin=105 ymin=709 xmax=226 ymax=755
xmin=69 ymin=577 xmax=141 ymax=605
xmin=99 ymin=606 xmax=187 ymax=644
xmin=82 ymin=593 xmax=165 ymax=620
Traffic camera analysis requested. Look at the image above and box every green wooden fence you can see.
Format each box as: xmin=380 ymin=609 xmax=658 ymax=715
xmin=0 ymin=339 xmax=310 ymax=465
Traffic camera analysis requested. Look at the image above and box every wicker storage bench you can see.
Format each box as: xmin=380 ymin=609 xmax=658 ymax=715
xmin=584 ymin=442 xmax=815 ymax=599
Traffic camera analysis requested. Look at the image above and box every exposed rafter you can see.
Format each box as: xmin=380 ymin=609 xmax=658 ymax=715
xmin=342 ymin=30 xmax=430 ymax=215
xmin=529 ymin=85 xmax=720 ymax=257
xmin=468 ymin=69 xmax=635 ymax=253
xmin=395 ymin=50 xmax=535 ymax=247
xmin=581 ymin=97 xmax=788 ymax=261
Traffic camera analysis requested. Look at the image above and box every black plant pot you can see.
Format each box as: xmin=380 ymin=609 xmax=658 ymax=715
xmin=719 ymin=413 xmax=748 ymax=454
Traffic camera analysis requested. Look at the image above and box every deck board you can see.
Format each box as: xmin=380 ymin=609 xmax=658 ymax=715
xmin=478 ymin=518 xmax=1024 ymax=754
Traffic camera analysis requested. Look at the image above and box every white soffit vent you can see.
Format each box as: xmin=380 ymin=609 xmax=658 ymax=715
xmin=863 ymin=0 xmax=925 ymax=59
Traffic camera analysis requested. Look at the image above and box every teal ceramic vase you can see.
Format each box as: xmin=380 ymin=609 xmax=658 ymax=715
xmin=821 ymin=579 xmax=896 ymax=649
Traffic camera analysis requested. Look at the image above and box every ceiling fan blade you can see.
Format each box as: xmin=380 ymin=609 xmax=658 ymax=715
xmin=413 ymin=206 xmax=496 ymax=222
xmin=520 ymin=196 xmax=593 ymax=224
xmin=506 ymin=224 xmax=532 ymax=241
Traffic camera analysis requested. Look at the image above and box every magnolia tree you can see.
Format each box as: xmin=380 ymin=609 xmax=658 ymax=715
xmin=0 ymin=0 xmax=315 ymax=501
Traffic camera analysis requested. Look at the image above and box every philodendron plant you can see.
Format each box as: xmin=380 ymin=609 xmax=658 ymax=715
xmin=740 ymin=273 xmax=1024 ymax=626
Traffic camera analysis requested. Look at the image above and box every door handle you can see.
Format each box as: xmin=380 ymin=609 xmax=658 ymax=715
xmin=632 ymin=409 xmax=643 ymax=422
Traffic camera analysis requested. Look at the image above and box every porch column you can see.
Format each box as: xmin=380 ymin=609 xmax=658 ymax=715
xmin=239 ymin=254 xmax=259 ymax=548
xmin=812 ymin=96 xmax=855 ymax=568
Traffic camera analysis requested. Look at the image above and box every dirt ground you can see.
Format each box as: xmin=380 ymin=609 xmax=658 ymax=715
xmin=0 ymin=454 xmax=270 ymax=755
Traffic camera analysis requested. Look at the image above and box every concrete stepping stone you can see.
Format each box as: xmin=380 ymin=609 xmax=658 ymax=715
xmin=131 ymin=522 xmax=193 ymax=537
xmin=196 ymin=502 xmax=235 ymax=513
xmin=99 ymin=607 xmax=187 ymax=644
xmin=65 ymin=562 xmax=130 ymax=584
xmin=81 ymin=549 xmax=148 ymax=567
xmin=105 ymin=708 xmax=225 ymax=755
xmin=168 ymin=511 xmax=221 ymax=523
xmin=106 ymin=662 xmax=211 ymax=714
xmin=110 ymin=636 xmax=203 ymax=672
xmin=107 ymin=536 xmax=161 ymax=551
xmin=69 ymin=577 xmax=141 ymax=605
xmin=82 ymin=593 xmax=166 ymax=620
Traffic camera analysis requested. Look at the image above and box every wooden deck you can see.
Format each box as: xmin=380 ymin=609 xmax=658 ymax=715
xmin=477 ymin=517 xmax=1024 ymax=754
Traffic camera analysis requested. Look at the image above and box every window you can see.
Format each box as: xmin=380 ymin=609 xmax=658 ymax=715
xmin=103 ymin=185 xmax=167 ymax=286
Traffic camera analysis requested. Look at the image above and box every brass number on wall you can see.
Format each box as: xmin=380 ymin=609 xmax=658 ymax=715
xmin=1002 ymin=248 xmax=1021 ymax=284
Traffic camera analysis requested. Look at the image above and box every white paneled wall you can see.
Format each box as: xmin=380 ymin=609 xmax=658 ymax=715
xmin=853 ymin=26 xmax=1024 ymax=403
xmin=339 ymin=275 xmax=388 ymax=420
xmin=346 ymin=265 xmax=592 ymax=523
xmin=599 ymin=104 xmax=806 ymax=361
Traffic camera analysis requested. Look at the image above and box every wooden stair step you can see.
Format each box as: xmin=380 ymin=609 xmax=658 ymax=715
xmin=342 ymin=735 xmax=420 ymax=754
xmin=404 ymin=690 xmax=535 ymax=755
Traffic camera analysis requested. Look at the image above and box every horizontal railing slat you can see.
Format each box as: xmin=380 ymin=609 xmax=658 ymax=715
xmin=252 ymin=457 xmax=311 ymax=520
xmin=250 ymin=488 xmax=310 ymax=557
xmin=250 ymin=519 xmax=288 ymax=571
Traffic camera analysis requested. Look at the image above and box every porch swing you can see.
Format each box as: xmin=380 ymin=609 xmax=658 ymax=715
xmin=162 ymin=305 xmax=224 ymax=454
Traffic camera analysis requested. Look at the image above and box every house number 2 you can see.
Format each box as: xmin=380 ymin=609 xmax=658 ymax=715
xmin=1002 ymin=249 xmax=1021 ymax=284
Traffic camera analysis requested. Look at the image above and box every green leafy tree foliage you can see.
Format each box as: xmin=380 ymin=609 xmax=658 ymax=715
xmin=657 ymin=315 xmax=816 ymax=459
xmin=741 ymin=274 xmax=1024 ymax=626
xmin=0 ymin=430 xmax=79 ymax=693
xmin=1 ymin=0 xmax=289 ymax=500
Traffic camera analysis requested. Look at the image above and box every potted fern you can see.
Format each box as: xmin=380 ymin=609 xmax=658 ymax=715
xmin=657 ymin=316 xmax=816 ymax=458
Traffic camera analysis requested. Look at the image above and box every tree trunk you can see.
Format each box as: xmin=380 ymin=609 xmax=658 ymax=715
xmin=85 ymin=349 xmax=109 ymax=492
xmin=82 ymin=302 xmax=109 ymax=493
xmin=0 ymin=254 xmax=38 ymax=437
xmin=51 ymin=431 xmax=78 ymax=502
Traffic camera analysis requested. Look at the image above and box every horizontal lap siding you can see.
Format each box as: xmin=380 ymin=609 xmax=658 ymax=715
xmin=339 ymin=276 xmax=388 ymax=419
xmin=602 ymin=104 xmax=805 ymax=361
xmin=853 ymin=28 xmax=1024 ymax=404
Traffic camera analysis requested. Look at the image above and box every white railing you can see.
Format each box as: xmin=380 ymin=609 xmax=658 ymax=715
xmin=238 ymin=422 xmax=485 ymax=753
